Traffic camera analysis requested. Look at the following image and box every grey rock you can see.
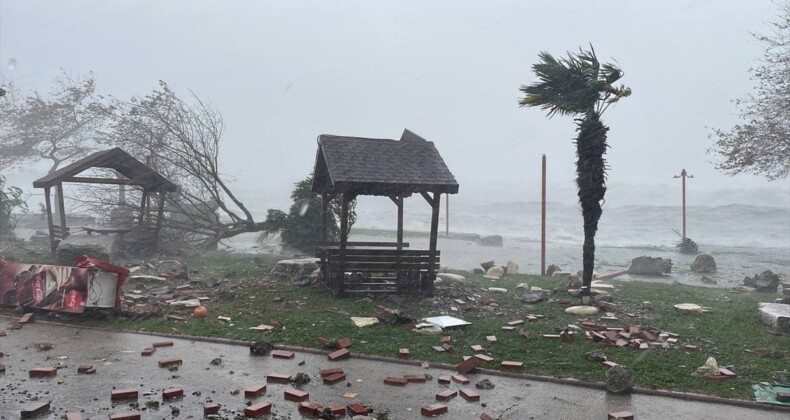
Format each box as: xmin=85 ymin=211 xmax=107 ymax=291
xmin=691 ymin=254 xmax=717 ymax=273
xmin=480 ymin=260 xmax=496 ymax=271
xmin=628 ymin=256 xmax=672 ymax=275
xmin=546 ymin=264 xmax=562 ymax=276
xmin=521 ymin=291 xmax=546 ymax=304
xmin=476 ymin=235 xmax=504 ymax=247
xmin=757 ymin=302 xmax=790 ymax=334
xmin=472 ymin=268 xmax=485 ymax=275
xmin=744 ymin=270 xmax=780 ymax=292
xmin=270 ymin=258 xmax=319 ymax=281
xmin=475 ymin=378 xmax=495 ymax=389
xmin=566 ymin=275 xmax=583 ymax=289
xmin=605 ymin=365 xmax=635 ymax=394
xmin=584 ymin=350 xmax=607 ymax=363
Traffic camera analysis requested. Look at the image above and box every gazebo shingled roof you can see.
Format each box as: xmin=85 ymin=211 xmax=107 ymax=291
xmin=312 ymin=129 xmax=459 ymax=197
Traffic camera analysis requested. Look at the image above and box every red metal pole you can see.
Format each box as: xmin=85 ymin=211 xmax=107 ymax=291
xmin=541 ymin=154 xmax=547 ymax=276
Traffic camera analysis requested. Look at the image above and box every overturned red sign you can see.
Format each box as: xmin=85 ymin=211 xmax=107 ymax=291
xmin=0 ymin=256 xmax=128 ymax=313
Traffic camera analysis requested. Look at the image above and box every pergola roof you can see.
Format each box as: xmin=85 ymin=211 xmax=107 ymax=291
xmin=32 ymin=147 xmax=178 ymax=192
xmin=312 ymin=129 xmax=459 ymax=196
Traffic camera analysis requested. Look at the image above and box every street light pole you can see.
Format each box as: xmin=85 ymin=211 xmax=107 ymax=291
xmin=673 ymin=169 xmax=694 ymax=240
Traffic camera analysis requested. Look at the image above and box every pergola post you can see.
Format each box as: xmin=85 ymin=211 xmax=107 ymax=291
xmin=56 ymin=182 xmax=68 ymax=238
xmin=320 ymin=192 xmax=330 ymax=243
xmin=421 ymin=192 xmax=441 ymax=296
xmin=138 ymin=190 xmax=149 ymax=225
xmin=44 ymin=186 xmax=56 ymax=254
xmin=388 ymin=194 xmax=404 ymax=251
xmin=337 ymin=192 xmax=352 ymax=296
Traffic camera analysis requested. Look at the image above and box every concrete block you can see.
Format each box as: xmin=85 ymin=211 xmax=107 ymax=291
xmin=757 ymin=303 xmax=790 ymax=334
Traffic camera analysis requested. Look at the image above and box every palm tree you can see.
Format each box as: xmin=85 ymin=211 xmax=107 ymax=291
xmin=519 ymin=45 xmax=631 ymax=304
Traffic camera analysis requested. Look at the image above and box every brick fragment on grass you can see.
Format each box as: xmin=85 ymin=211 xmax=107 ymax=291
xmin=486 ymin=335 xmax=497 ymax=343
xmin=470 ymin=344 xmax=484 ymax=352
xmin=456 ymin=355 xmax=481 ymax=374
xmin=335 ymin=337 xmax=352 ymax=349
xmin=501 ymin=361 xmax=523 ymax=369
xmin=399 ymin=348 xmax=410 ymax=359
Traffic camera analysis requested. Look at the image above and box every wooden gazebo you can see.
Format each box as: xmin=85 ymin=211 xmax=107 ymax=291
xmin=312 ymin=129 xmax=459 ymax=296
xmin=32 ymin=147 xmax=178 ymax=254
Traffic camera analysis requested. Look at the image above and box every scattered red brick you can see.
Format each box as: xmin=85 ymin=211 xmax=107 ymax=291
xmin=456 ymin=356 xmax=481 ymax=374
xmin=141 ymin=348 xmax=156 ymax=356
xmin=111 ymin=388 xmax=138 ymax=401
xmin=470 ymin=344 xmax=484 ymax=352
xmin=437 ymin=375 xmax=452 ymax=384
xmin=29 ymin=367 xmax=57 ymax=378
xmin=204 ymin=403 xmax=221 ymax=415
xmin=384 ymin=376 xmax=408 ymax=386
xmin=451 ymin=374 xmax=470 ymax=384
xmin=399 ymin=348 xmax=410 ymax=359
xmin=421 ymin=403 xmax=448 ymax=416
xmin=441 ymin=343 xmax=454 ymax=352
xmin=152 ymin=341 xmax=173 ymax=348
xmin=507 ymin=319 xmax=524 ymax=326
xmin=284 ymin=389 xmax=309 ymax=402
xmin=9 ymin=323 xmax=23 ymax=330
xmin=441 ymin=335 xmax=452 ymax=343
xmin=271 ymin=350 xmax=295 ymax=359
xmin=77 ymin=365 xmax=95 ymax=374
xmin=328 ymin=348 xmax=350 ymax=361
xmin=603 ymin=361 xmax=619 ymax=369
xmin=683 ymin=344 xmax=698 ymax=351
xmin=109 ymin=412 xmax=141 ymax=420
xmin=319 ymin=368 xmax=343 ymax=377
xmin=474 ymin=354 xmax=494 ymax=363
xmin=0 ymin=363 xmax=6 ymax=373
xmin=480 ymin=412 xmax=497 ymax=420
xmin=0 ymin=330 xmax=6 ymax=337
xmin=460 ymin=388 xmax=480 ymax=402
xmin=317 ymin=337 xmax=331 ymax=346
xmin=501 ymin=361 xmax=523 ymax=369
xmin=244 ymin=401 xmax=272 ymax=417
xmin=615 ymin=339 xmax=629 ymax=348
xmin=607 ymin=411 xmax=634 ymax=420
xmin=158 ymin=358 xmax=182 ymax=368
xmin=327 ymin=405 xmax=345 ymax=416
xmin=347 ymin=403 xmax=368 ymax=416
xmin=335 ymin=337 xmax=352 ymax=349
xmin=486 ymin=335 xmax=497 ymax=343
xmin=323 ymin=372 xmax=346 ymax=385
xmin=65 ymin=412 xmax=83 ymax=420
xmin=163 ymin=387 xmax=184 ymax=400
xmin=267 ymin=373 xmax=292 ymax=384
xmin=405 ymin=374 xmax=427 ymax=383
xmin=19 ymin=313 xmax=34 ymax=323
xmin=435 ymin=389 xmax=458 ymax=401
xmin=298 ymin=401 xmax=322 ymax=416
xmin=20 ymin=401 xmax=49 ymax=417
xmin=245 ymin=384 xmax=267 ymax=398
xmin=500 ymin=326 xmax=516 ymax=331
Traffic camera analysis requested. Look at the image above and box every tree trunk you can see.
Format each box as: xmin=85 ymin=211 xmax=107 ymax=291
xmin=575 ymin=113 xmax=609 ymax=303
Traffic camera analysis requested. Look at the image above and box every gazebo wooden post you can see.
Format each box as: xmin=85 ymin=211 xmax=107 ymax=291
xmin=337 ymin=192 xmax=352 ymax=296
xmin=320 ymin=193 xmax=330 ymax=243
xmin=44 ymin=186 xmax=56 ymax=254
xmin=138 ymin=189 xmax=149 ymax=225
xmin=56 ymin=182 xmax=68 ymax=239
xmin=396 ymin=195 xmax=404 ymax=251
xmin=422 ymin=192 xmax=441 ymax=296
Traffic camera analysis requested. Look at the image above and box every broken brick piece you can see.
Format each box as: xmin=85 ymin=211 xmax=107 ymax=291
xmin=267 ymin=373 xmax=292 ymax=384
xmin=0 ymin=363 xmax=5 ymax=373
xmin=244 ymin=401 xmax=273 ymax=417
xmin=323 ymin=372 xmax=346 ymax=385
xmin=421 ymin=404 xmax=448 ymax=416
xmin=470 ymin=344 xmax=484 ymax=352
xmin=603 ymin=361 xmax=619 ymax=369
xmin=460 ymin=388 xmax=480 ymax=402
xmin=507 ymin=319 xmax=524 ymax=326
xmin=441 ymin=343 xmax=454 ymax=352
xmin=298 ymin=401 xmax=323 ymax=416
xmin=405 ymin=374 xmax=428 ymax=383
xmin=328 ymin=348 xmax=350 ymax=361
xmin=615 ymin=339 xmax=629 ymax=348
xmin=109 ymin=412 xmax=141 ymax=420
xmin=319 ymin=367 xmax=343 ymax=377
xmin=347 ymin=403 xmax=368 ymax=416
xmin=9 ymin=323 xmax=23 ymax=330
xmin=245 ymin=384 xmax=267 ymax=398
xmin=501 ymin=326 xmax=516 ymax=331
xmin=437 ymin=375 xmax=452 ymax=384
xmin=399 ymin=348 xmax=410 ymax=359
xmin=335 ymin=337 xmax=352 ymax=349
xmin=141 ymin=348 xmax=156 ymax=356
xmin=607 ymin=411 xmax=634 ymax=420
xmin=384 ymin=376 xmax=408 ymax=386
xmin=284 ymin=388 xmax=309 ymax=402
xmin=486 ymin=335 xmax=497 ymax=343
xmin=158 ymin=358 xmax=183 ymax=368
xmin=19 ymin=313 xmax=34 ymax=323
xmin=65 ymin=412 xmax=83 ymax=420
xmin=327 ymin=405 xmax=345 ymax=416
xmin=29 ymin=367 xmax=57 ymax=378
xmin=542 ymin=334 xmax=562 ymax=339
xmin=501 ymin=361 xmax=523 ymax=369
xmin=456 ymin=355 xmax=481 ymax=374
xmin=441 ymin=335 xmax=452 ymax=343
xmin=204 ymin=403 xmax=221 ymax=415
xmin=20 ymin=402 xmax=50 ymax=418
xmin=152 ymin=341 xmax=173 ymax=348
xmin=111 ymin=388 xmax=138 ymax=401
xmin=271 ymin=350 xmax=295 ymax=359
xmin=452 ymin=374 xmax=470 ymax=384
xmin=718 ymin=367 xmax=737 ymax=376
xmin=683 ymin=345 xmax=699 ymax=352
xmin=432 ymin=345 xmax=446 ymax=352
xmin=436 ymin=389 xmax=458 ymax=401
xmin=480 ymin=412 xmax=497 ymax=420
xmin=163 ymin=387 xmax=184 ymax=400
xmin=77 ymin=365 xmax=95 ymax=374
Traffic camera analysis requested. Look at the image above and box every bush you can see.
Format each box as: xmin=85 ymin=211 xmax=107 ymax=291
xmin=0 ymin=176 xmax=27 ymax=236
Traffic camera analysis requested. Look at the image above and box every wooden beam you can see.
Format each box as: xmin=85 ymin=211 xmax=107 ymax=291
xmin=44 ymin=186 xmax=56 ymax=254
xmin=320 ymin=192 xmax=329 ymax=243
xmin=427 ymin=192 xmax=440 ymax=296
xmin=396 ymin=195 xmax=404 ymax=251
xmin=338 ymin=192 xmax=351 ymax=296
xmin=420 ymin=191 xmax=436 ymax=207
xmin=138 ymin=190 xmax=149 ymax=225
xmin=56 ymin=183 xmax=68 ymax=239
xmin=63 ymin=176 xmax=133 ymax=185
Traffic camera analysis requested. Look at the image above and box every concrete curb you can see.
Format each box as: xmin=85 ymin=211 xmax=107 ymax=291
xmin=3 ymin=314 xmax=789 ymax=414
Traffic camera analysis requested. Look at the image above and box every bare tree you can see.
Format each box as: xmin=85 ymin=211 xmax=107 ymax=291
xmin=709 ymin=4 xmax=789 ymax=180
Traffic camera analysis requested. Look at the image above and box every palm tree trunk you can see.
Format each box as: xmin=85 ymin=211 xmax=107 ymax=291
xmin=575 ymin=113 xmax=609 ymax=303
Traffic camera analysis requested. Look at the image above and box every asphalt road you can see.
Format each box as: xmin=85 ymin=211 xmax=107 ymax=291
xmin=0 ymin=319 xmax=787 ymax=419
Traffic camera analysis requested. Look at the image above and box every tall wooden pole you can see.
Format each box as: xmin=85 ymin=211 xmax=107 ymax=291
xmin=541 ymin=154 xmax=547 ymax=275
xmin=44 ymin=186 xmax=56 ymax=254
xmin=396 ymin=195 xmax=404 ymax=251
xmin=673 ymin=169 xmax=694 ymax=240
xmin=445 ymin=194 xmax=449 ymax=237
xmin=56 ymin=182 xmax=67 ymax=238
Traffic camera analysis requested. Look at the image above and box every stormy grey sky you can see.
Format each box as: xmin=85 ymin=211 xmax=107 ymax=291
xmin=1 ymin=0 xmax=788 ymax=209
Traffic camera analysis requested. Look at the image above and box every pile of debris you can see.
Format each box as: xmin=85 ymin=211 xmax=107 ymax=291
xmin=577 ymin=319 xmax=689 ymax=351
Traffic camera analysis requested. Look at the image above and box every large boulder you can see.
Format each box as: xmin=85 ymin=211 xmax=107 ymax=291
xmin=475 ymin=235 xmax=503 ymax=248
xmin=628 ymin=256 xmax=672 ymax=275
xmin=744 ymin=270 xmax=780 ymax=292
xmin=270 ymin=258 xmax=319 ymax=281
xmin=690 ymin=254 xmax=716 ymax=273
xmin=757 ymin=303 xmax=789 ymax=334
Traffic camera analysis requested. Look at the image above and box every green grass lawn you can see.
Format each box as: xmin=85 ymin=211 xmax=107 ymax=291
xmin=6 ymin=252 xmax=787 ymax=400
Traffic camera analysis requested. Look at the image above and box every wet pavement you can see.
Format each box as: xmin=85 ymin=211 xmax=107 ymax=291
xmin=0 ymin=320 xmax=788 ymax=419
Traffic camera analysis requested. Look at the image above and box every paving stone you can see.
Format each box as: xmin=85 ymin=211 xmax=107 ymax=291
xmin=284 ymin=388 xmax=309 ymax=402
xmin=384 ymin=376 xmax=408 ymax=386
xmin=245 ymin=384 xmax=267 ymax=398
xmin=244 ymin=401 xmax=272 ymax=417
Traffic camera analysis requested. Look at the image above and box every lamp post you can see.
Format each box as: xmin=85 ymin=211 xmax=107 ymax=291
xmin=673 ymin=169 xmax=694 ymax=240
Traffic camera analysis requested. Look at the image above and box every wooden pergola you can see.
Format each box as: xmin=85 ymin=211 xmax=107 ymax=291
xmin=312 ymin=129 xmax=459 ymax=296
xmin=32 ymin=148 xmax=178 ymax=254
